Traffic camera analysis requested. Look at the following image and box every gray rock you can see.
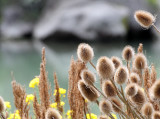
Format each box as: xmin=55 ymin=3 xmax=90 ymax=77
xmin=0 ymin=5 xmax=33 ymax=39
xmin=34 ymin=0 xmax=129 ymax=40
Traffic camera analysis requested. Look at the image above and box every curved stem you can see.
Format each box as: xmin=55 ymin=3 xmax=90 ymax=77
xmin=152 ymin=24 xmax=160 ymax=34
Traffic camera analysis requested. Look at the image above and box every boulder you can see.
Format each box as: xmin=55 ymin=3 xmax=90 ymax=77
xmin=34 ymin=0 xmax=129 ymax=40
xmin=0 ymin=5 xmax=33 ymax=39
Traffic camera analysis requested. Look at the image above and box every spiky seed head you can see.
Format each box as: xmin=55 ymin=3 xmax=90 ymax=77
xmin=122 ymin=46 xmax=135 ymax=61
xmin=133 ymin=53 xmax=147 ymax=70
xmin=134 ymin=10 xmax=155 ymax=29
xmin=141 ymin=102 xmax=154 ymax=117
xmin=138 ymin=43 xmax=143 ymax=53
xmin=102 ymin=80 xmax=116 ymax=97
xmin=114 ymin=66 xmax=129 ymax=85
xmin=98 ymin=115 xmax=108 ymax=119
xmin=77 ymin=43 xmax=94 ymax=63
xmin=0 ymin=96 xmax=5 ymax=113
xmin=99 ymin=100 xmax=112 ymax=115
xmin=78 ymin=80 xmax=99 ymax=102
xmin=151 ymin=80 xmax=160 ymax=99
xmin=81 ymin=69 xmax=96 ymax=86
xmin=131 ymin=87 xmax=146 ymax=105
xmin=152 ymin=111 xmax=160 ymax=119
xmin=97 ymin=56 xmax=115 ymax=79
xmin=111 ymin=56 xmax=122 ymax=69
xmin=110 ymin=97 xmax=122 ymax=113
xmin=45 ymin=108 xmax=61 ymax=119
xmin=130 ymin=73 xmax=140 ymax=84
xmin=125 ymin=83 xmax=138 ymax=96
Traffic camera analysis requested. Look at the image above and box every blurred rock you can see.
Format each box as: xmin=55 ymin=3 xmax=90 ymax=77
xmin=34 ymin=0 xmax=129 ymax=40
xmin=0 ymin=5 xmax=33 ymax=39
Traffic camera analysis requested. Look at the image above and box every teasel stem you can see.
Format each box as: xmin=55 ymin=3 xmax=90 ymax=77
xmin=152 ymin=24 xmax=160 ymax=34
xmin=140 ymin=69 xmax=143 ymax=87
xmin=83 ymin=106 xmax=87 ymax=119
xmin=89 ymin=61 xmax=96 ymax=70
xmin=0 ymin=113 xmax=5 ymax=119
xmin=91 ymin=84 xmax=130 ymax=119
xmin=120 ymin=85 xmax=144 ymax=119
xmin=127 ymin=61 xmax=130 ymax=74
xmin=109 ymin=113 xmax=115 ymax=119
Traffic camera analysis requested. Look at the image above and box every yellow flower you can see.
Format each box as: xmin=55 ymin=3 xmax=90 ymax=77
xmin=5 ymin=101 xmax=11 ymax=109
xmin=26 ymin=94 xmax=34 ymax=104
xmin=8 ymin=110 xmax=20 ymax=119
xmin=86 ymin=113 xmax=97 ymax=119
xmin=54 ymin=88 xmax=66 ymax=96
xmin=50 ymin=101 xmax=65 ymax=108
xmin=29 ymin=77 xmax=39 ymax=88
xmin=109 ymin=113 xmax=117 ymax=119
xmin=66 ymin=110 xmax=73 ymax=119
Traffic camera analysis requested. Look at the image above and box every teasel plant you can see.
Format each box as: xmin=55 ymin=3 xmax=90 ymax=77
xmin=72 ymin=42 xmax=160 ymax=119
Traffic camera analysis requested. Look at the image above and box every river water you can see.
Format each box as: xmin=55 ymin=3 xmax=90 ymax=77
xmin=0 ymin=38 xmax=160 ymax=116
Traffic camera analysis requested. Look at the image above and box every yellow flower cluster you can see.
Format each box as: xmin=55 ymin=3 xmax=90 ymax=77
xmin=66 ymin=110 xmax=73 ymax=119
xmin=26 ymin=94 xmax=34 ymax=104
xmin=54 ymin=88 xmax=66 ymax=97
xmin=50 ymin=101 xmax=65 ymax=108
xmin=8 ymin=110 xmax=20 ymax=119
xmin=5 ymin=101 xmax=11 ymax=109
xmin=29 ymin=77 xmax=39 ymax=88
xmin=86 ymin=113 xmax=97 ymax=119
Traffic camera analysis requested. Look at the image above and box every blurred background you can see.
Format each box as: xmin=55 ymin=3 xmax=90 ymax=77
xmin=1 ymin=0 xmax=160 ymax=115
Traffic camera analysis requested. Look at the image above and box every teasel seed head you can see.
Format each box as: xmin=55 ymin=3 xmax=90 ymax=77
xmin=102 ymin=80 xmax=116 ymax=97
xmin=122 ymin=45 xmax=134 ymax=61
xmin=114 ymin=66 xmax=129 ymax=85
xmin=110 ymin=97 xmax=122 ymax=113
xmin=0 ymin=96 xmax=5 ymax=113
xmin=45 ymin=108 xmax=61 ymax=119
xmin=141 ymin=102 xmax=154 ymax=117
xmin=97 ymin=56 xmax=115 ymax=79
xmin=133 ymin=53 xmax=147 ymax=70
xmin=77 ymin=43 xmax=94 ymax=63
xmin=81 ymin=69 xmax=96 ymax=86
xmin=150 ymin=80 xmax=160 ymax=99
xmin=152 ymin=111 xmax=160 ymax=119
xmin=138 ymin=43 xmax=143 ymax=53
xmin=130 ymin=73 xmax=140 ymax=84
xmin=78 ymin=80 xmax=99 ymax=102
xmin=125 ymin=83 xmax=138 ymax=96
xmin=111 ymin=56 xmax=122 ymax=69
xmin=98 ymin=115 xmax=108 ymax=119
xmin=134 ymin=10 xmax=155 ymax=29
xmin=99 ymin=100 xmax=112 ymax=115
xmin=131 ymin=87 xmax=146 ymax=105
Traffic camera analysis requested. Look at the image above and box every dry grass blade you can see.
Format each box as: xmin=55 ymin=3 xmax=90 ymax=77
xmin=33 ymin=94 xmax=42 ymax=119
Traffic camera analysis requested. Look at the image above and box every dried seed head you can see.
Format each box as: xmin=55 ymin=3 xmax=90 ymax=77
xmin=98 ymin=115 xmax=108 ymax=119
xmin=102 ymin=80 xmax=116 ymax=97
xmin=138 ymin=43 xmax=143 ymax=53
xmin=110 ymin=97 xmax=122 ymax=113
xmin=81 ymin=69 xmax=96 ymax=86
xmin=97 ymin=56 xmax=115 ymax=79
xmin=114 ymin=66 xmax=129 ymax=85
xmin=45 ymin=108 xmax=61 ymax=119
xmin=77 ymin=43 xmax=94 ymax=63
xmin=130 ymin=73 xmax=140 ymax=84
xmin=131 ymin=87 xmax=146 ymax=105
xmin=125 ymin=83 xmax=138 ymax=96
xmin=133 ymin=53 xmax=147 ymax=70
xmin=99 ymin=100 xmax=112 ymax=115
xmin=0 ymin=96 xmax=5 ymax=113
xmin=111 ymin=56 xmax=122 ymax=69
xmin=134 ymin=10 xmax=155 ymax=29
xmin=78 ymin=80 xmax=99 ymax=102
xmin=151 ymin=80 xmax=160 ymax=99
xmin=152 ymin=111 xmax=160 ymax=119
xmin=122 ymin=46 xmax=135 ymax=61
xmin=141 ymin=102 xmax=154 ymax=117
